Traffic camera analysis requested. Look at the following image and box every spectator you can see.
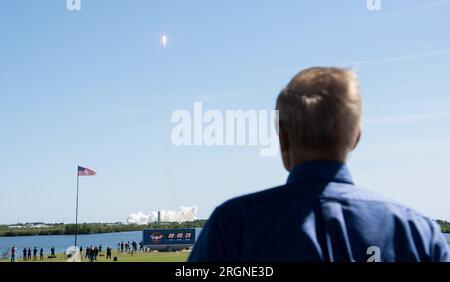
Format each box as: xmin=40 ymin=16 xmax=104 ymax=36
xmin=27 ymin=248 xmax=31 ymax=260
xmin=33 ymin=247 xmax=37 ymax=261
xmin=22 ymin=248 xmax=27 ymax=261
xmin=50 ymin=246 xmax=56 ymax=258
xmin=85 ymin=246 xmax=90 ymax=259
xmin=90 ymin=246 xmax=98 ymax=262
xmin=106 ymin=246 xmax=112 ymax=260
xmin=189 ymin=67 xmax=450 ymax=262
xmin=93 ymin=246 xmax=99 ymax=262
xmin=10 ymin=246 xmax=16 ymax=262
xmin=39 ymin=248 xmax=44 ymax=261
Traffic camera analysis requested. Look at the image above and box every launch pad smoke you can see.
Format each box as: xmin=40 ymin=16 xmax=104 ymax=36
xmin=127 ymin=206 xmax=198 ymax=224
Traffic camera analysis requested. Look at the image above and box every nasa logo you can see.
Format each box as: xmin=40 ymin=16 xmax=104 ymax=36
xmin=150 ymin=232 xmax=164 ymax=244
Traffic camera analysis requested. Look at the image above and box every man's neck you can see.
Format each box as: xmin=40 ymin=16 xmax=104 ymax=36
xmin=289 ymin=152 xmax=346 ymax=171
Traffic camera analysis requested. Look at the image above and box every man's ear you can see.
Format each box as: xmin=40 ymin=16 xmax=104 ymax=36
xmin=352 ymin=130 xmax=361 ymax=150
xmin=279 ymin=122 xmax=289 ymax=153
xmin=279 ymin=122 xmax=292 ymax=171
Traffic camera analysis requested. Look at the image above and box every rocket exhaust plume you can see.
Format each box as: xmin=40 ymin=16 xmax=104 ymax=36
xmin=127 ymin=206 xmax=198 ymax=225
xmin=162 ymin=34 xmax=168 ymax=48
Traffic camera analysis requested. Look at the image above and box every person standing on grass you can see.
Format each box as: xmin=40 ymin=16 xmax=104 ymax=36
xmin=85 ymin=246 xmax=90 ymax=259
xmin=139 ymin=241 xmax=144 ymax=252
xmin=89 ymin=246 xmax=95 ymax=262
xmin=120 ymin=241 xmax=124 ymax=253
xmin=50 ymin=246 xmax=56 ymax=258
xmin=189 ymin=67 xmax=450 ymax=262
xmin=10 ymin=246 xmax=16 ymax=262
xmin=27 ymin=248 xmax=31 ymax=260
xmin=99 ymin=244 xmax=102 ymax=253
xmin=93 ymin=246 xmax=98 ymax=262
xmin=39 ymin=248 xmax=44 ymax=261
xmin=22 ymin=248 xmax=27 ymax=261
xmin=106 ymin=246 xmax=112 ymax=260
xmin=90 ymin=246 xmax=95 ymax=262
xmin=87 ymin=246 xmax=92 ymax=261
xmin=32 ymin=247 xmax=37 ymax=261
xmin=79 ymin=246 xmax=83 ymax=258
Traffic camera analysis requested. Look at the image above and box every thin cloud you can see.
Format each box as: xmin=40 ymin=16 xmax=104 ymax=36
xmin=345 ymin=49 xmax=450 ymax=66
xmin=245 ymin=67 xmax=305 ymax=77
xmin=77 ymin=111 xmax=150 ymax=121
xmin=342 ymin=0 xmax=450 ymax=26
xmin=245 ymin=0 xmax=450 ymax=78
xmin=169 ymin=90 xmax=258 ymax=102
xmin=366 ymin=112 xmax=450 ymax=123
xmin=245 ymin=48 xmax=450 ymax=77
xmin=389 ymin=0 xmax=450 ymax=18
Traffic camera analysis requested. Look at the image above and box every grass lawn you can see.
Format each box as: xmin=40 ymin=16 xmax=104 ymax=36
xmin=1 ymin=250 xmax=190 ymax=263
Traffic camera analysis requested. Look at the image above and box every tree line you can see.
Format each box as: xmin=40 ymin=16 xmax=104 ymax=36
xmin=0 ymin=220 xmax=206 ymax=237
xmin=436 ymin=219 xmax=450 ymax=233
xmin=1 ymin=219 xmax=449 ymax=237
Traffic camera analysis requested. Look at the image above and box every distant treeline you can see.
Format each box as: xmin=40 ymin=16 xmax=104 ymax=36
xmin=437 ymin=219 xmax=450 ymax=233
xmin=0 ymin=220 xmax=207 ymax=237
xmin=1 ymin=219 xmax=448 ymax=237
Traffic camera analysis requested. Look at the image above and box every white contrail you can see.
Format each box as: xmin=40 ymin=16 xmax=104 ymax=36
xmin=389 ymin=0 xmax=450 ymax=18
xmin=366 ymin=112 xmax=450 ymax=123
xmin=344 ymin=49 xmax=450 ymax=66
xmin=245 ymin=48 xmax=450 ymax=77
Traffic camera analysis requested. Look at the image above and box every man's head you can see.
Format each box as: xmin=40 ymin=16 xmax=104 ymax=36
xmin=276 ymin=67 xmax=362 ymax=171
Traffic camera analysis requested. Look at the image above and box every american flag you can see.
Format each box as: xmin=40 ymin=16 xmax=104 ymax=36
xmin=78 ymin=166 xmax=96 ymax=176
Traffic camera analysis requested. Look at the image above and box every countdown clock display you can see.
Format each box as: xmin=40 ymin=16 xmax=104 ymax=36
xmin=143 ymin=228 xmax=196 ymax=246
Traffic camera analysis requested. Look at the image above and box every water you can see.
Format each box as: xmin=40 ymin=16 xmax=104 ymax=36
xmin=444 ymin=233 xmax=450 ymax=242
xmin=0 ymin=231 xmax=142 ymax=258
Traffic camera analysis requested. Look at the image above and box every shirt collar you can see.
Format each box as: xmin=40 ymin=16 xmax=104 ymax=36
xmin=286 ymin=160 xmax=354 ymax=185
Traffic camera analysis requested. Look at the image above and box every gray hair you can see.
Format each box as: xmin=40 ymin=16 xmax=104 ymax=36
xmin=276 ymin=67 xmax=362 ymax=156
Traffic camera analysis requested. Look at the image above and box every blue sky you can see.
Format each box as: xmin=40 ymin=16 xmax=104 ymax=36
xmin=0 ymin=0 xmax=449 ymax=224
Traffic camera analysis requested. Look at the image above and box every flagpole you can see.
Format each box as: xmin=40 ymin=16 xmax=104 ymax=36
xmin=74 ymin=167 xmax=79 ymax=248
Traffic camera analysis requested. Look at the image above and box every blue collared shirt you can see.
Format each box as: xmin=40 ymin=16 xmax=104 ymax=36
xmin=189 ymin=160 xmax=449 ymax=262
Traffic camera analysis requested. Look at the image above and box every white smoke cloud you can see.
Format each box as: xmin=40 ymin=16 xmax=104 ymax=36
xmin=127 ymin=206 xmax=198 ymax=225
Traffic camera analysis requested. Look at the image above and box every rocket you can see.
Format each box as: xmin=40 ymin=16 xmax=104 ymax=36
xmin=162 ymin=33 xmax=168 ymax=48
